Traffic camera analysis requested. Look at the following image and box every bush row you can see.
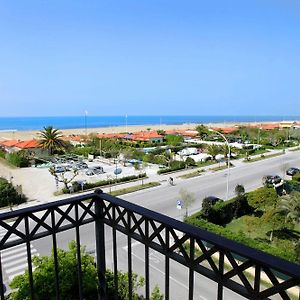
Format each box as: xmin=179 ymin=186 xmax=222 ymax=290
xmin=157 ymin=161 xmax=186 ymax=174
xmin=65 ymin=173 xmax=147 ymax=193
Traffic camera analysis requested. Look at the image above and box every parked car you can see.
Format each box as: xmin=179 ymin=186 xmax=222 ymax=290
xmin=76 ymin=162 xmax=88 ymax=170
xmin=92 ymin=166 xmax=104 ymax=174
xmin=85 ymin=166 xmax=104 ymax=176
xmin=286 ymin=167 xmax=300 ymax=176
xmin=54 ymin=166 xmax=66 ymax=173
xmin=262 ymin=175 xmax=282 ymax=185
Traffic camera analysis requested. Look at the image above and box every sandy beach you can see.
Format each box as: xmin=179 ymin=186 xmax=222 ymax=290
xmin=0 ymin=121 xmax=279 ymax=141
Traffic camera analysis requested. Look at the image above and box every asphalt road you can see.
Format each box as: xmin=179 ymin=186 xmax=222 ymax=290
xmin=3 ymin=151 xmax=300 ymax=299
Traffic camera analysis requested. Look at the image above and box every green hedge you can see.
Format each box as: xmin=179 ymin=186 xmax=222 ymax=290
xmin=246 ymin=187 xmax=278 ymax=209
xmin=6 ymin=152 xmax=30 ymax=167
xmin=69 ymin=173 xmax=147 ymax=193
xmin=157 ymin=161 xmax=186 ymax=174
xmin=203 ymin=196 xmax=254 ymax=226
xmin=292 ymin=173 xmax=300 ymax=182
xmin=185 ymin=215 xmax=297 ymax=263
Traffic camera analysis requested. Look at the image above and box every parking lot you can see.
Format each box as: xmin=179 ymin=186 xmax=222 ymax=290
xmin=0 ymin=155 xmax=160 ymax=204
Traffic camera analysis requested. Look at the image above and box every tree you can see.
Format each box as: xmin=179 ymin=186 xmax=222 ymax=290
xmin=49 ymin=167 xmax=78 ymax=191
xmin=151 ymin=285 xmax=164 ymax=300
xmin=121 ymin=149 xmax=134 ymax=166
xmin=165 ymin=134 xmax=183 ymax=146
xmin=179 ymin=188 xmax=196 ymax=217
xmin=10 ymin=241 xmax=163 ymax=300
xmin=39 ymin=126 xmax=67 ymax=155
xmin=235 ymin=184 xmax=245 ymax=198
xmin=277 ymin=192 xmax=300 ymax=225
xmin=195 ymin=124 xmax=209 ymax=140
xmin=206 ymin=144 xmax=221 ymax=161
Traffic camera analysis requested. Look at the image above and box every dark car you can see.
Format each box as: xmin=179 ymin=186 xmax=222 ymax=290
xmin=263 ymin=175 xmax=282 ymax=185
xmin=286 ymin=167 xmax=300 ymax=176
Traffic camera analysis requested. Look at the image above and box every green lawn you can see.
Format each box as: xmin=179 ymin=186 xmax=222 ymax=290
xmin=226 ymin=215 xmax=273 ymax=240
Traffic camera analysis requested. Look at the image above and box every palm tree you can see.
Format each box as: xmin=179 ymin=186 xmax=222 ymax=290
xmin=39 ymin=126 xmax=66 ymax=155
xmin=277 ymin=192 xmax=300 ymax=225
xmin=207 ymin=144 xmax=221 ymax=161
xmin=195 ymin=124 xmax=209 ymax=140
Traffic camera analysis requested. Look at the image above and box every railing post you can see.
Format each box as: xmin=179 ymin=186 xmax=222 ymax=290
xmin=94 ymin=189 xmax=107 ymax=300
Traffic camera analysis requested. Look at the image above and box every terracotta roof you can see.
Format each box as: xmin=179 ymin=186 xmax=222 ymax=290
xmin=97 ymin=133 xmax=127 ymax=139
xmin=164 ymin=129 xmax=198 ymax=137
xmin=132 ymin=131 xmax=163 ymax=139
xmin=211 ymin=127 xmax=238 ymax=134
xmin=62 ymin=135 xmax=83 ymax=142
xmin=248 ymin=123 xmax=280 ymax=130
xmin=0 ymin=140 xmax=20 ymax=147
xmin=15 ymin=139 xmax=40 ymax=149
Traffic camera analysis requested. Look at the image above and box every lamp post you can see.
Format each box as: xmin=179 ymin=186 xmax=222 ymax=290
xmin=84 ymin=110 xmax=88 ymax=138
xmin=208 ymin=128 xmax=231 ymax=200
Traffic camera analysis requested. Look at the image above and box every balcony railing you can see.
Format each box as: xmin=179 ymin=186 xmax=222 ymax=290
xmin=0 ymin=189 xmax=299 ymax=299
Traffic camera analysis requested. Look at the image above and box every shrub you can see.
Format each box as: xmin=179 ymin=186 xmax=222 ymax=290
xmin=0 ymin=150 xmax=5 ymax=158
xmin=7 ymin=152 xmax=30 ymax=167
xmin=185 ymin=157 xmax=197 ymax=167
xmin=0 ymin=178 xmax=27 ymax=207
xmin=201 ymin=197 xmax=223 ymax=217
xmin=292 ymin=173 xmax=300 ymax=182
xmin=246 ymin=187 xmax=278 ymax=209
xmin=285 ymin=180 xmax=300 ymax=192
xmin=157 ymin=161 xmax=186 ymax=174
xmin=203 ymin=195 xmax=254 ymax=226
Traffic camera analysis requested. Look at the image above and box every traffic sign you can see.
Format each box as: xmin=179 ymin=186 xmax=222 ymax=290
xmin=114 ymin=168 xmax=122 ymax=175
xmin=176 ymin=200 xmax=182 ymax=210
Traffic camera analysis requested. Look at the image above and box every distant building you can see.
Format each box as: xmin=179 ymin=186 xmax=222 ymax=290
xmin=279 ymin=121 xmax=297 ymax=128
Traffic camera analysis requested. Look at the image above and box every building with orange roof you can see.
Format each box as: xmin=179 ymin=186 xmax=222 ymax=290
xmin=131 ymin=131 xmax=163 ymax=143
xmin=211 ymin=127 xmax=238 ymax=134
xmin=0 ymin=139 xmax=44 ymax=155
xmin=0 ymin=140 xmax=20 ymax=153
xmin=97 ymin=133 xmax=127 ymax=139
xmin=14 ymin=139 xmax=40 ymax=150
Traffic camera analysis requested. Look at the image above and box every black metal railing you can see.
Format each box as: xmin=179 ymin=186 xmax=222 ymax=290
xmin=0 ymin=189 xmax=299 ymax=299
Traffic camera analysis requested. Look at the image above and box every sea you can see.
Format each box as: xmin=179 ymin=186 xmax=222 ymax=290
xmin=0 ymin=116 xmax=299 ymax=131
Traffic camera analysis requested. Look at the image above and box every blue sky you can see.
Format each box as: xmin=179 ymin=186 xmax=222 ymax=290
xmin=0 ymin=0 xmax=300 ymax=117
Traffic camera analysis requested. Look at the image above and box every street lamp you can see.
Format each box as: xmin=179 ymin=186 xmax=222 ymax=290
xmin=208 ymin=128 xmax=231 ymax=200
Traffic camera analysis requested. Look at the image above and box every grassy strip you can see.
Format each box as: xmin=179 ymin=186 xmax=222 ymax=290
xmin=196 ymin=160 xmax=215 ymax=167
xmin=179 ymin=169 xmax=205 ymax=179
xmin=209 ymin=164 xmax=234 ymax=171
xmin=289 ymin=147 xmax=300 ymax=152
xmin=110 ymin=182 xmax=160 ymax=196
xmin=244 ymin=152 xmax=284 ymax=163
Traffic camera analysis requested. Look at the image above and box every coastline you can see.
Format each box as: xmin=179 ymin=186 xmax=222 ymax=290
xmin=0 ymin=121 xmax=285 ymax=141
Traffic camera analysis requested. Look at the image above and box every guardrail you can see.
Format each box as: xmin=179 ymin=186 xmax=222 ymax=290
xmin=0 ymin=189 xmax=299 ymax=299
